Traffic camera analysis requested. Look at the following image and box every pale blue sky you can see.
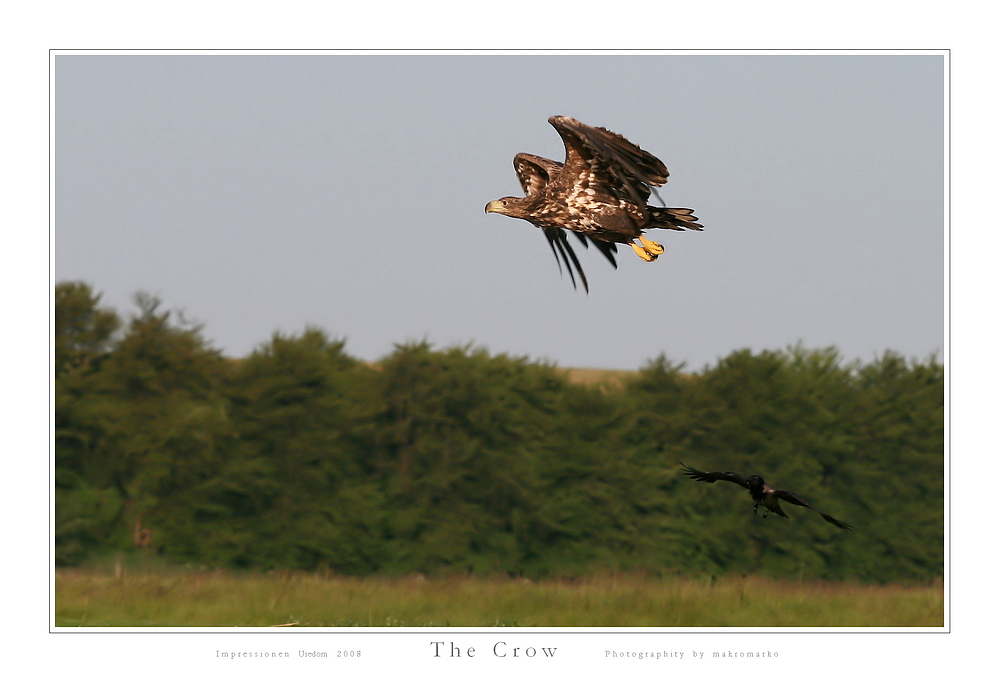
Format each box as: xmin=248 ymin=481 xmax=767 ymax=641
xmin=55 ymin=54 xmax=944 ymax=370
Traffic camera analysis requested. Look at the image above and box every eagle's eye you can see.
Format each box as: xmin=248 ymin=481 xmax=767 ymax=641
xmin=501 ymin=200 xmax=509 ymax=206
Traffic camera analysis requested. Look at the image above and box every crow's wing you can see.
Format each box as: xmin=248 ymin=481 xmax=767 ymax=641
xmin=680 ymin=463 xmax=750 ymax=490
xmin=775 ymin=489 xmax=853 ymax=530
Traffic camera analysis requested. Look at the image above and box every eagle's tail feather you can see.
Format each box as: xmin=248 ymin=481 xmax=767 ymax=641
xmin=647 ymin=207 xmax=703 ymax=232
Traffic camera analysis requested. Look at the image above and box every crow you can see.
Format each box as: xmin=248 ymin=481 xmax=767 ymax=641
xmin=680 ymin=463 xmax=852 ymax=530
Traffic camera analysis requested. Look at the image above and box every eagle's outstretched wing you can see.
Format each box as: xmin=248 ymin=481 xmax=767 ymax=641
xmin=680 ymin=463 xmax=751 ymax=490
xmin=513 ymin=153 xmax=562 ymax=197
xmin=548 ymin=115 xmax=668 ymax=209
xmin=774 ymin=490 xmax=854 ymax=530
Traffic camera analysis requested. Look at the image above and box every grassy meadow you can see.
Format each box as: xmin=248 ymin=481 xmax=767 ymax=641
xmin=54 ymin=570 xmax=943 ymax=628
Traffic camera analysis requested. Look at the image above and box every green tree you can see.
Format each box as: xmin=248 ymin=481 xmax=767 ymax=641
xmin=54 ymin=282 xmax=124 ymax=564
xmin=55 ymin=289 xmax=233 ymax=563
xmin=53 ymin=284 xmax=944 ymax=582
xmin=54 ymin=281 xmax=121 ymax=378
xmin=847 ymin=352 xmax=944 ymax=581
xmin=161 ymin=328 xmax=387 ymax=571
xmin=373 ymin=343 xmax=569 ymax=574
xmin=627 ymin=346 xmax=943 ymax=582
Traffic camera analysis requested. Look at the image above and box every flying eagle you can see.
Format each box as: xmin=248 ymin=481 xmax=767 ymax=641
xmin=680 ymin=463 xmax=853 ymax=530
xmin=485 ymin=116 xmax=702 ymax=292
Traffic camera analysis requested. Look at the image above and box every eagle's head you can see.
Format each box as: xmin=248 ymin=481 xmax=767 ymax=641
xmin=485 ymin=197 xmax=523 ymax=216
xmin=746 ymin=475 xmax=765 ymax=495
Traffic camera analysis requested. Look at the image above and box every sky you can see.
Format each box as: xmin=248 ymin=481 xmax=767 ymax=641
xmin=54 ymin=54 xmax=945 ymax=371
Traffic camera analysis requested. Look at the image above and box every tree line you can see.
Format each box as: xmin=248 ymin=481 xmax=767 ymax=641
xmin=55 ymin=281 xmax=944 ymax=582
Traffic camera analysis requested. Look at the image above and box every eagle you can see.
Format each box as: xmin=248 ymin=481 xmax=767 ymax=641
xmin=680 ymin=463 xmax=853 ymax=530
xmin=485 ymin=116 xmax=702 ymax=292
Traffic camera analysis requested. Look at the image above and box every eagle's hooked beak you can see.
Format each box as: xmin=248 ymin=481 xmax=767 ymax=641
xmin=485 ymin=200 xmax=501 ymax=214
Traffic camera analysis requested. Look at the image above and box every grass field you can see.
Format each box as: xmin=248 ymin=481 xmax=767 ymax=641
xmin=54 ymin=570 xmax=943 ymax=627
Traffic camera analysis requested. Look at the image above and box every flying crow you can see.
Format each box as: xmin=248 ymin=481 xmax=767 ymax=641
xmin=680 ymin=463 xmax=852 ymax=530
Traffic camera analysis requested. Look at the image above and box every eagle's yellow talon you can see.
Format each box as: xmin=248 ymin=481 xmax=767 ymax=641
xmin=639 ymin=234 xmax=665 ymax=255
xmin=630 ymin=242 xmax=658 ymax=262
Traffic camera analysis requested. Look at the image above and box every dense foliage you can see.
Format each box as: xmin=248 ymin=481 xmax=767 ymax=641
xmin=54 ymin=282 xmax=944 ymax=582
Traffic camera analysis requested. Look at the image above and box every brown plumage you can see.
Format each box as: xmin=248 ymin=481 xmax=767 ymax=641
xmin=680 ymin=463 xmax=853 ymax=531
xmin=485 ymin=116 xmax=702 ymax=292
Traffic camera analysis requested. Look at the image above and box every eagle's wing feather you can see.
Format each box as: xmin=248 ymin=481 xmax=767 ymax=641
xmin=589 ymin=238 xmax=619 ymax=268
xmin=568 ymin=232 xmax=618 ymax=268
xmin=543 ymin=227 xmax=589 ymax=293
xmin=775 ymin=490 xmax=853 ymax=530
xmin=549 ymin=116 xmax=668 ymax=208
xmin=680 ymin=463 xmax=750 ymax=490
xmin=513 ymin=153 xmax=562 ymax=197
